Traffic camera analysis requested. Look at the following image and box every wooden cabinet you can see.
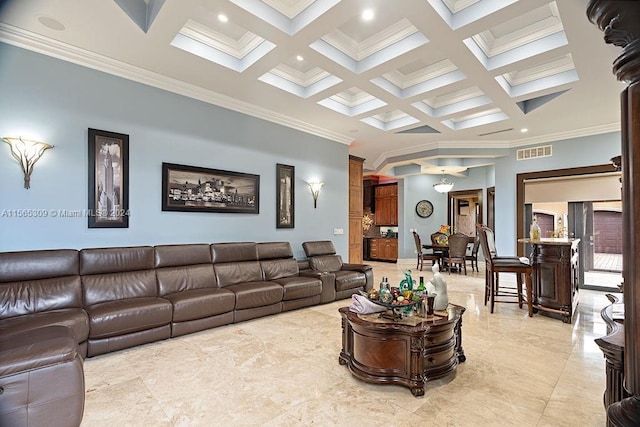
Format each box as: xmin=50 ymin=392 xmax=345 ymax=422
xmin=374 ymin=184 xmax=398 ymax=225
xmin=363 ymin=176 xmax=378 ymax=212
xmin=348 ymin=156 xmax=364 ymax=264
xmin=531 ymin=239 xmax=580 ymax=323
xmin=369 ymin=238 xmax=397 ymax=261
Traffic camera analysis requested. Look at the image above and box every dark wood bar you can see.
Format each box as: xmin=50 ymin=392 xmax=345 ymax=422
xmin=519 ymin=238 xmax=580 ymax=323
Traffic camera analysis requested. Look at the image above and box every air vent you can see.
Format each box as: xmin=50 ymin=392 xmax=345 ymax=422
xmin=517 ymin=145 xmax=552 ymax=161
xmin=478 ymin=128 xmax=513 ymax=136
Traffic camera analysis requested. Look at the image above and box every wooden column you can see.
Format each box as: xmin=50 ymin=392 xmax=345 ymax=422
xmin=348 ymin=155 xmax=364 ymax=264
xmin=587 ymin=2 xmax=640 ymax=425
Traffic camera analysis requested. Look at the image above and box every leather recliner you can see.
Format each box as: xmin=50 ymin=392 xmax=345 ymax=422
xmin=302 ymin=241 xmax=373 ymax=302
xmin=0 ymin=249 xmax=89 ymax=357
xmin=0 ymin=325 xmax=85 ymax=427
xmin=154 ymin=244 xmax=235 ymax=337
xmin=257 ymin=242 xmax=324 ymax=311
xmin=80 ymin=246 xmax=173 ymax=357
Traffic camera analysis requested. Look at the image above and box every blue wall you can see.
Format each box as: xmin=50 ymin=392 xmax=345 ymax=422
xmin=400 ymin=167 xmax=489 ymax=259
xmin=0 ymin=43 xmax=349 ymax=258
xmin=493 ymin=132 xmax=620 ymax=254
xmin=398 ymin=132 xmax=620 ymax=259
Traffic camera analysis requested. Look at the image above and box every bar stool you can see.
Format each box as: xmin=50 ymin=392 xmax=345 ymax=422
xmin=477 ymin=225 xmax=534 ymax=316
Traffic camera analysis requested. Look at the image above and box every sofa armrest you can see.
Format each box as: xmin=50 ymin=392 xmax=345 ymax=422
xmin=341 ymin=263 xmax=372 ymax=272
xmin=341 ymin=264 xmax=373 ymax=292
xmin=300 ymin=270 xmax=336 ymax=304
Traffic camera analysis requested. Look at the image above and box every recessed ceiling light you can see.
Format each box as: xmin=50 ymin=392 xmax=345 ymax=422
xmin=362 ymin=9 xmax=375 ymax=21
xmin=521 ymin=128 xmax=528 ymax=133
xmin=218 ymin=14 xmax=228 ymax=22
xmin=296 ymin=55 xmax=304 ymax=61
xmin=36 ymin=15 xmax=65 ymax=31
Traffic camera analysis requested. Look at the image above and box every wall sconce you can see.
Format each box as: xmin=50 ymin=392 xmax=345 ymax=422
xmin=3 ymin=137 xmax=54 ymax=189
xmin=308 ymin=181 xmax=324 ymax=208
xmin=433 ymin=169 xmax=454 ymax=193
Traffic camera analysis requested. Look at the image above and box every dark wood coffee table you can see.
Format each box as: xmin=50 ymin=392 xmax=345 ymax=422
xmin=338 ymin=304 xmax=465 ymax=397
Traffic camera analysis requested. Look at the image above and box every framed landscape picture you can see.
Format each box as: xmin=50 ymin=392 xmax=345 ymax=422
xmin=162 ymin=162 xmax=259 ymax=214
xmin=88 ymin=128 xmax=129 ymax=228
xmin=276 ymin=163 xmax=294 ymax=228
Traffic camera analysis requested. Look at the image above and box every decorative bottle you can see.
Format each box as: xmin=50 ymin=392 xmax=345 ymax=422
xmin=530 ymin=216 xmax=541 ymax=241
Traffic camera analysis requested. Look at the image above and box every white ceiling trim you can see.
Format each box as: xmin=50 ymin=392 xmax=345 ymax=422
xmin=0 ymin=23 xmax=353 ymax=145
xmin=383 ymin=59 xmax=458 ymax=90
xmin=322 ymin=19 xmax=419 ymax=61
xmin=442 ymin=0 xmax=480 ymax=14
xmin=178 ymin=20 xmax=265 ymax=60
xmin=424 ymin=86 xmax=485 ymax=109
xmin=269 ymin=63 xmax=330 ymax=87
xmin=370 ymin=123 xmax=620 ymax=171
xmin=262 ymin=0 xmax=316 ymax=19
xmin=473 ymin=17 xmax=563 ymax=58
xmin=502 ymin=54 xmax=574 ymax=86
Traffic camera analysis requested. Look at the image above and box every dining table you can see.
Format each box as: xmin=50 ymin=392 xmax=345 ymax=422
xmin=423 ymin=237 xmax=473 ymax=272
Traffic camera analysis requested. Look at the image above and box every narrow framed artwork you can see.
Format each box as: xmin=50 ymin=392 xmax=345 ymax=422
xmin=88 ymin=128 xmax=129 ymax=228
xmin=276 ymin=163 xmax=294 ymax=228
xmin=162 ymin=162 xmax=259 ymax=214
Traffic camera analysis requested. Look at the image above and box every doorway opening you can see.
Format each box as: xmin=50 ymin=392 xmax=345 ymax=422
xmin=517 ymin=164 xmax=621 ymax=292
xmin=447 ymin=189 xmax=483 ymax=238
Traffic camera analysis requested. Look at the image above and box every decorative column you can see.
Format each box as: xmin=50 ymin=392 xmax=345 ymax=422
xmin=587 ymin=1 xmax=640 ymax=425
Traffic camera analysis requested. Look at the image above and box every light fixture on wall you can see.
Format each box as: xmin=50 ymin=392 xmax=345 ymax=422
xmin=433 ymin=170 xmax=454 ymax=193
xmin=308 ymin=181 xmax=324 ymax=208
xmin=3 ymin=137 xmax=53 ymax=189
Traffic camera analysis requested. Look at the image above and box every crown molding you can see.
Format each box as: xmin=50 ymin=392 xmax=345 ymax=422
xmin=0 ymin=23 xmax=353 ymax=145
xmin=509 ymin=122 xmax=620 ymax=147
xmin=369 ymin=122 xmax=620 ymax=171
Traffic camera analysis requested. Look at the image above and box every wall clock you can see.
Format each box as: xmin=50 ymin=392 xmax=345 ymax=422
xmin=416 ymin=200 xmax=433 ymax=218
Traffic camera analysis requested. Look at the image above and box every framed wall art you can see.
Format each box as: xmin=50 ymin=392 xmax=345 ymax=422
xmin=276 ymin=163 xmax=294 ymax=228
xmin=88 ymin=128 xmax=129 ymax=228
xmin=162 ymin=162 xmax=259 ymax=214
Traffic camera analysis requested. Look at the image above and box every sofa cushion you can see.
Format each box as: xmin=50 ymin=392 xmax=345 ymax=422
xmin=334 ymin=270 xmax=366 ymax=291
xmin=154 ymin=244 xmax=211 ymax=268
xmin=0 ymin=325 xmax=77 ymax=377
xmin=302 ymin=241 xmax=336 ymax=257
xmin=260 ymin=258 xmax=299 ymax=280
xmin=82 ymin=270 xmax=158 ymax=306
xmin=0 ymin=309 xmax=89 ymax=344
xmin=85 ymin=297 xmax=172 ymax=339
xmin=80 ymin=246 xmax=154 ymax=275
xmin=0 ymin=249 xmax=78 ymax=282
xmin=0 ymin=276 xmax=83 ymax=320
xmin=214 ymin=261 xmax=263 ymax=287
xmin=210 ymin=242 xmax=257 ymax=264
xmin=273 ymin=276 xmax=322 ymax=301
xmin=309 ymin=255 xmax=343 ymax=273
xmin=257 ymin=242 xmax=293 ymax=260
xmin=165 ymin=288 xmax=235 ymax=322
xmin=225 ymin=282 xmax=283 ymax=310
xmin=156 ymin=264 xmax=217 ymax=295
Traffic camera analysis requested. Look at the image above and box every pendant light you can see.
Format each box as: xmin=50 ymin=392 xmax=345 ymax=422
xmin=433 ymin=170 xmax=454 ymax=193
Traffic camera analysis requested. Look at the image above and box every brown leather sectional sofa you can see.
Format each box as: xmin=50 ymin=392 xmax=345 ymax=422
xmin=0 ymin=240 xmax=371 ymax=427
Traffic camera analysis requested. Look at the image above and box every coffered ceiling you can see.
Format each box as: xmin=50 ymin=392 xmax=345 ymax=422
xmin=0 ymin=0 xmax=624 ymax=177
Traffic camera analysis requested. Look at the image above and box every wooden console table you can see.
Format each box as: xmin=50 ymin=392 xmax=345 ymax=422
xmin=338 ymin=304 xmax=465 ymax=397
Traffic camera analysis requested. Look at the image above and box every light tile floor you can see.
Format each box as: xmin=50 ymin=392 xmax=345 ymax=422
xmin=81 ymin=261 xmax=610 ymax=426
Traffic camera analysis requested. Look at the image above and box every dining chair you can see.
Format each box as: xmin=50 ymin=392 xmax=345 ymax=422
xmin=465 ymin=237 xmax=480 ymax=272
xmin=445 ymin=233 xmax=469 ymax=275
xmin=412 ymin=231 xmax=440 ymax=271
xmin=430 ymin=231 xmax=449 ymax=270
xmin=477 ymin=225 xmax=533 ymax=315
